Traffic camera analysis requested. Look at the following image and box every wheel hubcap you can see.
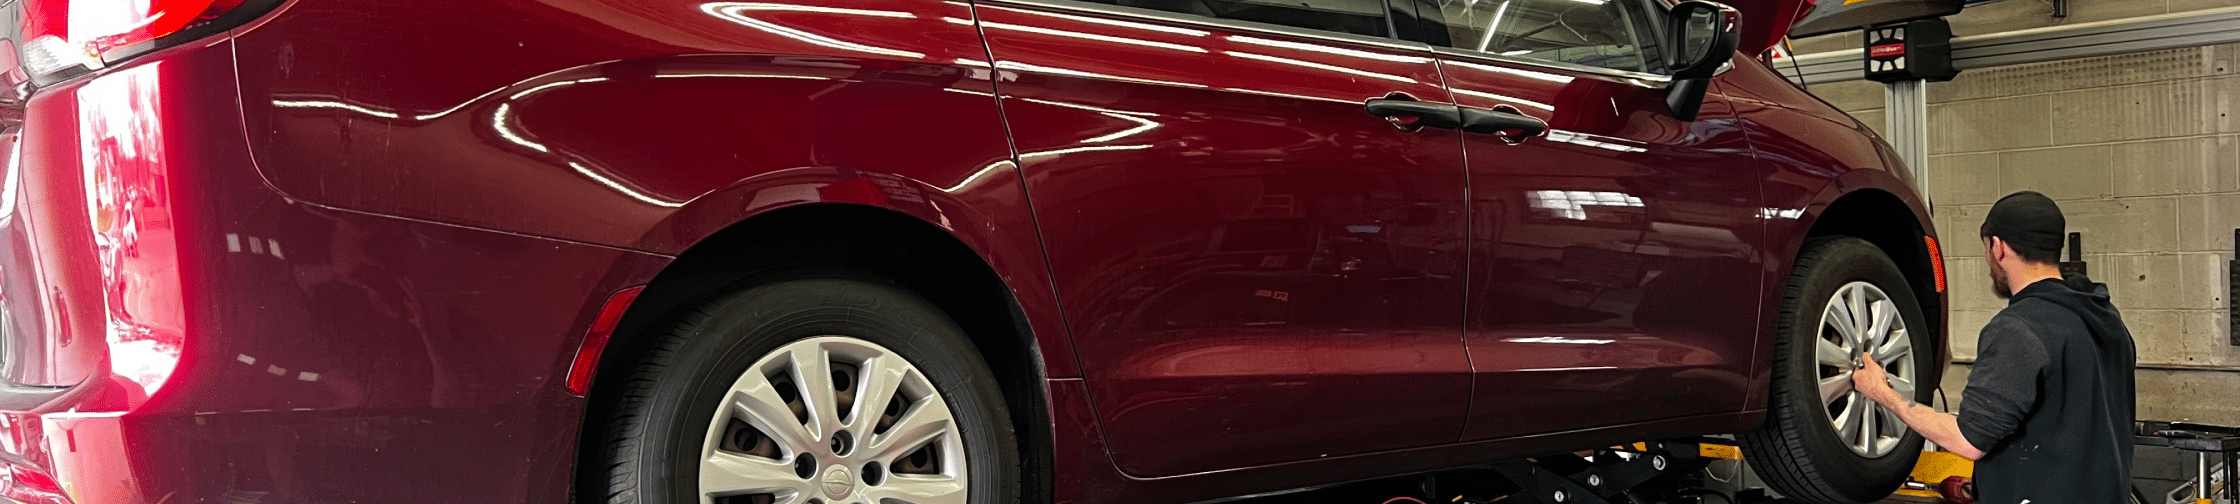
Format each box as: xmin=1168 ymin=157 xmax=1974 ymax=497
xmin=822 ymin=466 xmax=855 ymax=499
xmin=1815 ymin=281 xmax=1916 ymax=458
xmin=699 ymin=336 xmax=968 ymax=504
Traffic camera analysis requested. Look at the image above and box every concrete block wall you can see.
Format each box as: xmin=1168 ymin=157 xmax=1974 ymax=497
xmin=1815 ymin=54 xmax=2240 ymax=425
xmin=1728 ymin=1 xmax=2240 ymax=494
xmin=1790 ymin=2 xmax=2240 ymax=428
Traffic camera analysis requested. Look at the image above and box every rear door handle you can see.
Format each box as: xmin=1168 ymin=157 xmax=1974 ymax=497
xmin=1366 ymin=98 xmax=1463 ymax=130
xmin=1460 ymin=106 xmax=1549 ymax=143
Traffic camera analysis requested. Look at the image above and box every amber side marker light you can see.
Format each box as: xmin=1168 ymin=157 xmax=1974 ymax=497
xmin=1924 ymin=236 xmax=1947 ymax=293
xmin=568 ymin=286 xmax=646 ymax=396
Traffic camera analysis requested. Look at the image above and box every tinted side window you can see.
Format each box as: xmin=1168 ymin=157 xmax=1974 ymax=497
xmin=1430 ymin=0 xmax=1654 ymax=72
xmin=1083 ymin=0 xmax=1390 ymax=37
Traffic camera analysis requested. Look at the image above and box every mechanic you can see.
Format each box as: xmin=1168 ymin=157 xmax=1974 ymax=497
xmin=1854 ymin=190 xmax=2137 ymax=504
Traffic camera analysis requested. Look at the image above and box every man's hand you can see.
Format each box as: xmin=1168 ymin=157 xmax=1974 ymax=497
xmin=1852 ymin=352 xmax=1907 ymax=407
xmin=1849 ymin=352 xmax=1988 ymax=460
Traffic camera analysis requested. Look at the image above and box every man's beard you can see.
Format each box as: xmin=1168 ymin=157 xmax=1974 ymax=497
xmin=1988 ymin=263 xmax=2012 ymax=299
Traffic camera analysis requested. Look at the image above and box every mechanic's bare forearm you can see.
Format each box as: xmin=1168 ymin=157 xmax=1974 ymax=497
xmin=1854 ymin=353 xmax=1988 ymax=460
xmin=1884 ymin=398 xmax=1986 ymax=460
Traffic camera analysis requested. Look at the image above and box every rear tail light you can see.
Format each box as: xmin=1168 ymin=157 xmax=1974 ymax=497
xmin=16 ymin=0 xmax=271 ymax=83
xmin=0 ymin=464 xmax=73 ymax=504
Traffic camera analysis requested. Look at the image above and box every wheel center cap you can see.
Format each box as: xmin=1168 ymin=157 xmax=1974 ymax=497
xmin=822 ymin=465 xmax=856 ymax=499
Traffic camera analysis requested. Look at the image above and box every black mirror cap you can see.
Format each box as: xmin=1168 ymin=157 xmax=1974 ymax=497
xmin=1668 ymin=1 xmax=1743 ymax=80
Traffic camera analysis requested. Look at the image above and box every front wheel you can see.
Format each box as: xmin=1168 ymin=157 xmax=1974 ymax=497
xmin=1742 ymin=237 xmax=1933 ymax=504
xmin=585 ymin=276 xmax=1020 ymax=504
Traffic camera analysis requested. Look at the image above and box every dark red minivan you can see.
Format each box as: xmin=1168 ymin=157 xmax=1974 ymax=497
xmin=0 ymin=0 xmax=1947 ymax=503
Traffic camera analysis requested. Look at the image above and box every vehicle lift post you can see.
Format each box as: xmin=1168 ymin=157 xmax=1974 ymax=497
xmin=1444 ymin=438 xmax=1974 ymax=504
xmin=1434 ymin=439 xmax=1748 ymax=504
xmin=1422 ymin=422 xmax=2239 ymax=503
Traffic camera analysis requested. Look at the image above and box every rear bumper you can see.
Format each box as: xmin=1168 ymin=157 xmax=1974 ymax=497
xmin=0 ymin=38 xmax=673 ymax=503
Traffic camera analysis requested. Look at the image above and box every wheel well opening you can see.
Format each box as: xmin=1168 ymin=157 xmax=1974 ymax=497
xmin=580 ymin=203 xmax=1052 ymax=502
xmin=1805 ymin=190 xmax=1945 ymax=367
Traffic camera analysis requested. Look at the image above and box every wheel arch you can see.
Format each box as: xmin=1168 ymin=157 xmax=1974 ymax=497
xmin=576 ymin=201 xmax=1058 ymax=504
xmin=1793 ymin=186 xmax=1949 ymax=397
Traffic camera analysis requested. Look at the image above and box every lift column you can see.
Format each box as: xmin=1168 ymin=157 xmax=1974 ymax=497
xmin=1782 ymin=0 xmax=1965 ymax=202
xmin=1862 ymin=18 xmax=1959 ymax=199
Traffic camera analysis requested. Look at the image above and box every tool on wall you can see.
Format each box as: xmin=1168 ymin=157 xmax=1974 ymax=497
xmin=2060 ymin=232 xmax=2088 ymax=278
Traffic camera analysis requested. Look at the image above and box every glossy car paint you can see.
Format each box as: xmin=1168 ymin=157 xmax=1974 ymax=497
xmin=2 ymin=38 xmax=673 ymax=503
xmin=225 ymin=0 xmax=1083 ymax=376
xmin=0 ymin=1 xmax=1941 ymax=503
xmin=1435 ymin=52 xmax=1768 ymax=441
xmin=976 ymin=3 xmax=1474 ymax=477
xmin=1716 ymin=54 xmax=1948 ymax=411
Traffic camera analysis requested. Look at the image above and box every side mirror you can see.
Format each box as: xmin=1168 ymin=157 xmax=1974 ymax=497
xmin=1665 ymin=1 xmax=1742 ymax=121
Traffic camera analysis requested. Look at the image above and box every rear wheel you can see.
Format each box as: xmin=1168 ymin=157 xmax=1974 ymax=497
xmin=587 ymin=276 xmax=1019 ymax=504
xmin=1742 ymin=237 xmax=1933 ymax=504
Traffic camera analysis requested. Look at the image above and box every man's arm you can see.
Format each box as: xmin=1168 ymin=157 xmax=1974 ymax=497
xmin=1855 ymin=315 xmax=2048 ymax=461
xmin=1855 ymin=358 xmax=1985 ymax=460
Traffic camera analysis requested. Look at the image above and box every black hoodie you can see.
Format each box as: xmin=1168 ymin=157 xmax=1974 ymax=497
xmin=1958 ymin=276 xmax=2137 ymax=504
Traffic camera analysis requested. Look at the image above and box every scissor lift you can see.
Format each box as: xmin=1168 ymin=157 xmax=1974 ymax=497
xmin=1405 ymin=438 xmax=1758 ymax=504
xmin=2136 ymin=421 xmax=2240 ymax=504
xmin=1461 ymin=420 xmax=2240 ymax=504
xmin=1245 ymin=421 xmax=2237 ymax=504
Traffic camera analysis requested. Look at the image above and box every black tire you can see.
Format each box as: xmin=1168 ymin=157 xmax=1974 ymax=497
xmin=586 ymin=275 xmax=1020 ymax=504
xmin=1741 ymin=237 xmax=1934 ymax=504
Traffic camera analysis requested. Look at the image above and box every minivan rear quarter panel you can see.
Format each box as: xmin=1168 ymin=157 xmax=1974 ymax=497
xmin=229 ymin=0 xmax=1012 ymax=253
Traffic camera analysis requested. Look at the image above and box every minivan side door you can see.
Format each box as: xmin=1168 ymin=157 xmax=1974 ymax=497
xmin=1405 ymin=0 xmax=1769 ymax=440
xmin=975 ymin=0 xmax=1474 ymax=476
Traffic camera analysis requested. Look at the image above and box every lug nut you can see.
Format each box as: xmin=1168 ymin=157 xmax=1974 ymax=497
xmin=864 ymin=461 xmax=887 ymax=486
xmin=794 ymin=456 xmax=817 ymax=478
xmin=831 ymin=430 xmax=854 ymax=456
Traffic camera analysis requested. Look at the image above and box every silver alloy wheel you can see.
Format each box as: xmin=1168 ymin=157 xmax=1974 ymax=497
xmin=699 ymin=336 xmax=969 ymax=504
xmin=1814 ymin=281 xmax=1916 ymax=458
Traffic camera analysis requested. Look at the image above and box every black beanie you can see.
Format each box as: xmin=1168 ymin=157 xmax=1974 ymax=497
xmin=1979 ymin=191 xmax=2066 ymax=257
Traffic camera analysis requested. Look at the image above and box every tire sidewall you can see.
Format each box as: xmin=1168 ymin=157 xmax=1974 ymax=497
xmin=614 ymin=276 xmax=1018 ymax=504
xmin=1775 ymin=238 xmax=1932 ymax=501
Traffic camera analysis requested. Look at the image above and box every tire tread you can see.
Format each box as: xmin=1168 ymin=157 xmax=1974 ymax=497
xmin=603 ymin=304 xmax=721 ymax=504
xmin=1740 ymin=236 xmax=1924 ymax=504
xmin=584 ymin=276 xmax=1018 ymax=504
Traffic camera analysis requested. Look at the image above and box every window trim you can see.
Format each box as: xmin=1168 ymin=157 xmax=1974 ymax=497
xmin=975 ymin=0 xmax=1678 ymax=84
xmin=977 ymin=0 xmax=1428 ymax=51
xmin=1430 ymin=47 xmax=1671 ymax=85
xmin=1425 ymin=0 xmax=1667 ymax=77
